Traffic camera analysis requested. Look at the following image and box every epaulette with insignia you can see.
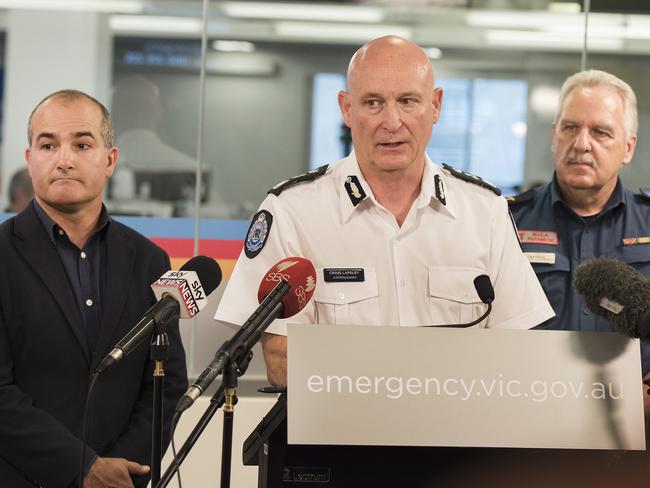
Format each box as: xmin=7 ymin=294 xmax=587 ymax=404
xmin=636 ymin=188 xmax=650 ymax=202
xmin=442 ymin=163 xmax=501 ymax=196
xmin=268 ymin=164 xmax=329 ymax=196
xmin=506 ymin=188 xmax=535 ymax=206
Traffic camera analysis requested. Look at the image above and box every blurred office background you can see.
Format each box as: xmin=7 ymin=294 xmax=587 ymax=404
xmin=1 ymin=0 xmax=650 ymax=384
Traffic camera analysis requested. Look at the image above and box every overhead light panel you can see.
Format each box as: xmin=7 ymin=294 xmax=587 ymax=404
xmin=548 ymin=2 xmax=581 ymax=13
xmin=212 ymin=40 xmax=256 ymax=53
xmin=0 ymin=0 xmax=143 ymax=13
xmin=276 ymin=22 xmax=411 ymax=42
xmin=222 ymin=2 xmax=383 ymax=23
xmin=424 ymin=47 xmax=442 ymax=59
xmin=110 ymin=15 xmax=202 ymax=34
xmin=486 ymin=29 xmax=623 ymax=51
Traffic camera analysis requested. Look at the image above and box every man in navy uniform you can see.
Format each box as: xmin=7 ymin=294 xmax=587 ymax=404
xmin=509 ymin=70 xmax=650 ymax=387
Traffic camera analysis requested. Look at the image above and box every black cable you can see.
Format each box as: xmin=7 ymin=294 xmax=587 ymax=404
xmin=78 ymin=372 xmax=99 ymax=488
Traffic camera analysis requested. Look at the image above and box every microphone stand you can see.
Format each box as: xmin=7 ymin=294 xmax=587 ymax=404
xmin=155 ymin=353 xmax=253 ymax=488
xmin=156 ymin=280 xmax=289 ymax=488
xmin=150 ymin=323 xmax=170 ymax=486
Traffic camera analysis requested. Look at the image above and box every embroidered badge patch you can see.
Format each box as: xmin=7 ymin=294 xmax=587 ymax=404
xmin=434 ymin=174 xmax=446 ymax=206
xmin=245 ymin=210 xmax=273 ymax=259
xmin=323 ymin=268 xmax=365 ymax=282
xmin=518 ymin=230 xmax=559 ymax=246
xmin=622 ymin=237 xmax=650 ymax=246
xmin=344 ymin=175 xmax=367 ymax=207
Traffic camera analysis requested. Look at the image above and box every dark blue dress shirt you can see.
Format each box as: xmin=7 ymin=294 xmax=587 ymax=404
xmin=509 ymin=175 xmax=650 ymax=375
xmin=33 ymin=200 xmax=109 ymax=354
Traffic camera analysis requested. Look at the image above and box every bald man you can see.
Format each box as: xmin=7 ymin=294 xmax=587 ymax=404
xmin=215 ymin=36 xmax=554 ymax=386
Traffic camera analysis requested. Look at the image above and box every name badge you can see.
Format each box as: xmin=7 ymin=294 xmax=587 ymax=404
xmin=525 ymin=252 xmax=556 ymax=265
xmin=518 ymin=230 xmax=559 ymax=246
xmin=323 ymin=268 xmax=365 ymax=283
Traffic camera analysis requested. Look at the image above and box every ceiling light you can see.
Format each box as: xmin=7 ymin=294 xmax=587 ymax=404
xmin=110 ymin=15 xmax=202 ymax=34
xmin=548 ymin=2 xmax=581 ymax=13
xmin=0 ymin=0 xmax=143 ymax=13
xmin=485 ymin=29 xmax=623 ymax=51
xmin=222 ymin=2 xmax=383 ymax=23
xmin=275 ymin=22 xmax=411 ymax=42
xmin=424 ymin=47 xmax=442 ymax=59
xmin=212 ymin=40 xmax=256 ymax=53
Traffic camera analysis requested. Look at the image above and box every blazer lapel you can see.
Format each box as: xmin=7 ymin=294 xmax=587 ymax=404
xmin=92 ymin=223 xmax=136 ymax=367
xmin=13 ymin=206 xmax=90 ymax=364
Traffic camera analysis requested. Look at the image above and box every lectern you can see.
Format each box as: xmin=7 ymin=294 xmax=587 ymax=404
xmin=243 ymin=393 xmax=490 ymax=488
xmin=243 ymin=393 xmax=649 ymax=488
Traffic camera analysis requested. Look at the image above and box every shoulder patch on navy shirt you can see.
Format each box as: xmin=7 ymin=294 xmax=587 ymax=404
xmin=245 ymin=210 xmax=273 ymax=259
xmin=506 ymin=188 xmax=535 ymax=206
xmin=268 ymin=164 xmax=329 ymax=196
xmin=442 ymin=163 xmax=501 ymax=196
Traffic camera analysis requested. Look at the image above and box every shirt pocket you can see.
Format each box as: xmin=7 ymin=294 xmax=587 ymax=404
xmin=313 ymin=268 xmax=379 ymax=325
xmin=607 ymin=245 xmax=650 ymax=275
xmin=428 ymin=266 xmax=488 ymax=326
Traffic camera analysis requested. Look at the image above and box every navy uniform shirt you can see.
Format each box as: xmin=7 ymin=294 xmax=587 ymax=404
xmin=509 ymin=175 xmax=650 ymax=375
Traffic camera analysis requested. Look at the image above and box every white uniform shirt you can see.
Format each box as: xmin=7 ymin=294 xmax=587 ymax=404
xmin=215 ymin=154 xmax=554 ymax=334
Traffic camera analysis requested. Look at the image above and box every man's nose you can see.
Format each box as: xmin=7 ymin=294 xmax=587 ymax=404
xmin=381 ymin=103 xmax=403 ymax=132
xmin=574 ymin=128 xmax=592 ymax=152
xmin=56 ymin=147 xmax=75 ymax=171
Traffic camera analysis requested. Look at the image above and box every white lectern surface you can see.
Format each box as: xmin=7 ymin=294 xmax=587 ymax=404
xmin=288 ymin=325 xmax=645 ymax=450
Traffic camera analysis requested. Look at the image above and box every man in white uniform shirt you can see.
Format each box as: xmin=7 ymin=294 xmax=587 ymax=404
xmin=215 ymin=36 xmax=554 ymax=386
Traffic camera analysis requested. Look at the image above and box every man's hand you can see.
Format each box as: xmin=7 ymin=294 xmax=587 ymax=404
xmin=83 ymin=457 xmax=150 ymax=488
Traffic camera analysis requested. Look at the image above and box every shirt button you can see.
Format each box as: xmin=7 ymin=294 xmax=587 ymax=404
xmin=80 ymin=251 xmax=87 ymax=259
xmin=85 ymin=299 xmax=93 ymax=307
xmin=338 ymin=292 xmax=345 ymax=300
xmin=57 ymin=229 xmax=65 ymax=236
xmin=583 ymin=308 xmax=590 ymax=315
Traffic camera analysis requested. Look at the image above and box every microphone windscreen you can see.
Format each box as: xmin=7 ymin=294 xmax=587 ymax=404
xmin=257 ymin=257 xmax=317 ymax=319
xmin=474 ymin=274 xmax=494 ymax=304
xmin=573 ymin=257 xmax=650 ymax=338
xmin=180 ymin=255 xmax=223 ymax=295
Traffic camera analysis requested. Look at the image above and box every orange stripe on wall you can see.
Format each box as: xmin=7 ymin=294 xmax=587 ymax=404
xmin=171 ymin=257 xmax=237 ymax=279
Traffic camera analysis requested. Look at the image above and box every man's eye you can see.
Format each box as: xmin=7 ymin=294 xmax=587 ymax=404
xmin=365 ymin=100 xmax=379 ymax=107
xmin=41 ymin=143 xmax=53 ymax=150
xmin=77 ymin=143 xmax=89 ymax=149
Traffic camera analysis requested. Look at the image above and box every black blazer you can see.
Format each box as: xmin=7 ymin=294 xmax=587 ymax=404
xmin=0 ymin=203 xmax=188 ymax=487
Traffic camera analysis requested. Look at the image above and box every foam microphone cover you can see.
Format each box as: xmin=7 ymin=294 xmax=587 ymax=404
xmin=474 ymin=275 xmax=494 ymax=304
xmin=573 ymin=257 xmax=650 ymax=338
xmin=182 ymin=255 xmax=223 ymax=295
xmin=151 ymin=255 xmax=222 ymax=318
xmin=257 ymin=257 xmax=317 ymax=319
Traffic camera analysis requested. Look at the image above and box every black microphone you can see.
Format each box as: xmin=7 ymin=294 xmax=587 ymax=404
xmin=574 ymin=257 xmax=650 ymax=340
xmin=94 ymin=256 xmax=222 ymax=374
xmin=175 ymin=257 xmax=317 ymax=414
xmin=427 ymin=274 xmax=494 ymax=328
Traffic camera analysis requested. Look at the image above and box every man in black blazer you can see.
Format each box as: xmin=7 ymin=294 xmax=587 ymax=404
xmin=0 ymin=90 xmax=188 ymax=487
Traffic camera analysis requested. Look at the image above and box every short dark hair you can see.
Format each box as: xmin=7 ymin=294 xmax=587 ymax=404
xmin=27 ymin=89 xmax=114 ymax=148
xmin=8 ymin=167 xmax=33 ymax=205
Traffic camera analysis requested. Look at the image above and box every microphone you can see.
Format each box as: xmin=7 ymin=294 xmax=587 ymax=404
xmin=176 ymin=256 xmax=316 ymax=413
xmin=574 ymin=257 xmax=650 ymax=340
xmin=427 ymin=274 xmax=494 ymax=328
xmin=95 ymin=255 xmax=222 ymax=374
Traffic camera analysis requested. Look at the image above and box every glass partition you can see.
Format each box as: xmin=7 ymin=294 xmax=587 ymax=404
xmin=4 ymin=0 xmax=649 ymax=381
